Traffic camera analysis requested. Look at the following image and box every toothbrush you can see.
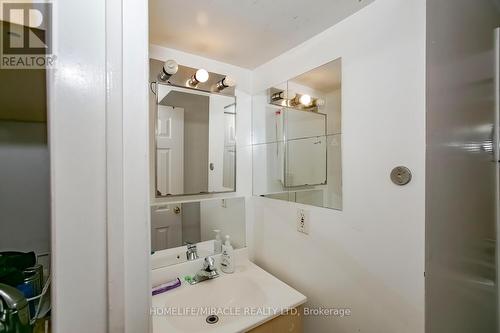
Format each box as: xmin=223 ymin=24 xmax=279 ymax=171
xmin=152 ymin=278 xmax=181 ymax=296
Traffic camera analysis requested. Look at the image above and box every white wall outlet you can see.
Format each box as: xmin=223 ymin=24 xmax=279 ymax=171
xmin=297 ymin=208 xmax=310 ymax=234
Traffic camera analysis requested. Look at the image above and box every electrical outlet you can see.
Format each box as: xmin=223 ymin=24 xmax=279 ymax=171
xmin=297 ymin=208 xmax=309 ymax=234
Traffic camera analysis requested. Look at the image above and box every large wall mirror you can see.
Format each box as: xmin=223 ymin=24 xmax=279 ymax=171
xmin=252 ymin=58 xmax=342 ymax=210
xmin=151 ymin=61 xmax=237 ymax=198
xmin=148 ymin=60 xmax=244 ymax=268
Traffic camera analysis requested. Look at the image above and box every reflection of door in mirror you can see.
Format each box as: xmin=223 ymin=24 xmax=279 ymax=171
xmin=151 ymin=204 xmax=182 ymax=251
xmin=223 ymin=106 xmax=236 ymax=189
xmin=209 ymin=96 xmax=237 ymax=192
xmin=153 ymin=82 xmax=237 ymax=197
xmin=150 ymin=198 xmax=247 ymax=268
xmin=156 ymin=86 xmax=210 ymax=196
xmin=156 ymin=106 xmax=184 ymax=196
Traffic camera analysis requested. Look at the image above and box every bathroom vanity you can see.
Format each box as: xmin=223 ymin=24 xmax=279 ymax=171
xmin=151 ymin=250 xmax=306 ymax=333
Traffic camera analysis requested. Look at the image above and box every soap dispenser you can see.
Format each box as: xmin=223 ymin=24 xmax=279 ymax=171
xmin=220 ymin=235 xmax=235 ymax=273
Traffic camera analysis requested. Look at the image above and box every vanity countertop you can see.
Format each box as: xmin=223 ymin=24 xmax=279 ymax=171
xmin=151 ymin=258 xmax=307 ymax=333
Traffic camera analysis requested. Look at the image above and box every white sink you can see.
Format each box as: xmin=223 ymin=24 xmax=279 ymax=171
xmin=152 ymin=260 xmax=306 ymax=333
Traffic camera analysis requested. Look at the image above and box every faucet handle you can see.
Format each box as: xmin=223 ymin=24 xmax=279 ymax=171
xmin=203 ymin=256 xmax=216 ymax=271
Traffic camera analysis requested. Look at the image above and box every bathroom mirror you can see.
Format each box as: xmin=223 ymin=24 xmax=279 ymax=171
xmin=150 ymin=197 xmax=246 ymax=267
xmin=252 ymin=58 xmax=342 ymax=210
xmin=153 ymin=83 xmax=236 ymax=197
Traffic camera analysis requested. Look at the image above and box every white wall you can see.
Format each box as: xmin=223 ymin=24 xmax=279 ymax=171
xmin=251 ymin=0 xmax=426 ymax=332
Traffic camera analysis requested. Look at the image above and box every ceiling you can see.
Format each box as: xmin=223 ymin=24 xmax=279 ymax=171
xmin=149 ymin=0 xmax=374 ymax=69
xmin=291 ymin=58 xmax=342 ymax=93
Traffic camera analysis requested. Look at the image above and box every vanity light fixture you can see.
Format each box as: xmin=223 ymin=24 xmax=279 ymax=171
xmin=269 ymin=88 xmax=323 ymax=110
xmin=189 ymin=69 xmax=210 ymax=86
xmin=215 ymin=76 xmax=236 ymax=91
xmin=158 ymin=59 xmax=178 ymax=81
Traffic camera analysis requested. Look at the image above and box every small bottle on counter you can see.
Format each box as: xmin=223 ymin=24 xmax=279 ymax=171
xmin=220 ymin=235 xmax=235 ymax=274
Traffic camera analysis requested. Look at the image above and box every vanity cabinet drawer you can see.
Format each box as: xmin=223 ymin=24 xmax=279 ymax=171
xmin=247 ymin=306 xmax=303 ymax=333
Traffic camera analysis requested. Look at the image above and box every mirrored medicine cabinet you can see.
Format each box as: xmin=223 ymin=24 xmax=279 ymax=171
xmin=150 ymin=59 xmax=237 ymax=199
xmin=148 ymin=59 xmax=244 ymax=267
xmin=252 ymin=58 xmax=343 ymax=210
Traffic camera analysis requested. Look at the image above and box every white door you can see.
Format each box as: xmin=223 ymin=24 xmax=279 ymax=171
xmin=222 ymin=110 xmax=236 ymax=189
xmin=208 ymin=95 xmax=235 ymax=192
xmin=156 ymin=105 xmax=184 ymax=196
xmin=151 ymin=204 xmax=182 ymax=251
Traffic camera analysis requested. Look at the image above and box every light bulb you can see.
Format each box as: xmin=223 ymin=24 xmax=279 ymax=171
xmin=216 ymin=76 xmax=236 ymax=91
xmin=159 ymin=59 xmax=178 ymax=81
xmin=222 ymin=76 xmax=236 ymax=87
xmin=299 ymin=94 xmax=312 ymax=106
xmin=271 ymin=91 xmax=283 ymax=102
xmin=314 ymin=98 xmax=326 ymax=107
xmin=164 ymin=60 xmax=178 ymax=75
xmin=195 ymin=69 xmax=209 ymax=83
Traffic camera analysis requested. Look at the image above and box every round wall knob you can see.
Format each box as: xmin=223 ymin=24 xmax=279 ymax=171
xmin=390 ymin=166 xmax=412 ymax=186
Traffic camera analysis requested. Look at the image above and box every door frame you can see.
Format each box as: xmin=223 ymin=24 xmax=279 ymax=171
xmin=106 ymin=0 xmax=151 ymax=331
xmin=49 ymin=0 xmax=151 ymax=332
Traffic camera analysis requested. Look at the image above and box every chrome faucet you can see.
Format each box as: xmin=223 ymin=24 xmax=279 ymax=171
xmin=186 ymin=243 xmax=199 ymax=261
xmin=188 ymin=256 xmax=219 ymax=285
